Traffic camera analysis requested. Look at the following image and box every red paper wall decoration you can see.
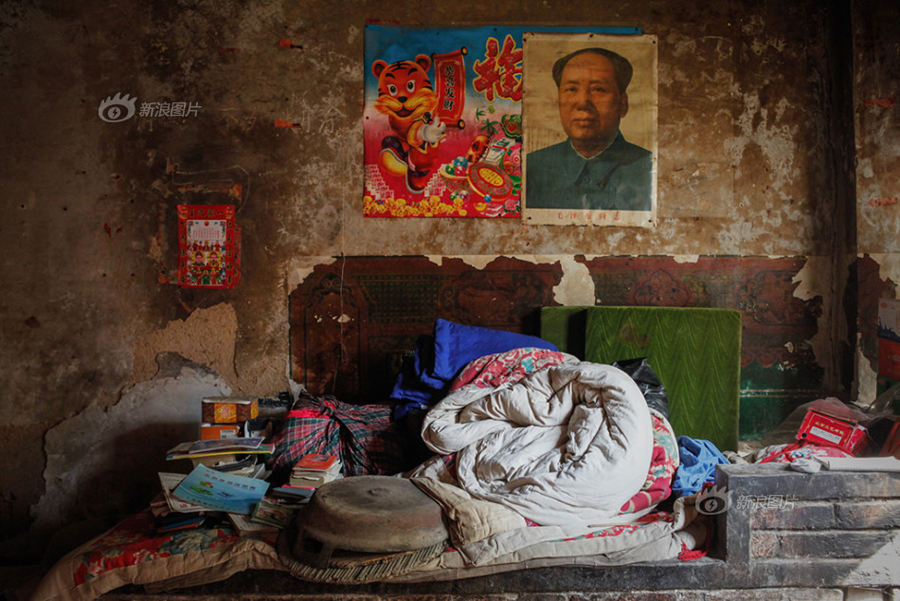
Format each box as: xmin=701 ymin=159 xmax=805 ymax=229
xmin=177 ymin=205 xmax=241 ymax=289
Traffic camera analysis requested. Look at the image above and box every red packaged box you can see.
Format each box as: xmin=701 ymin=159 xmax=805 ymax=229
xmin=797 ymin=409 xmax=868 ymax=455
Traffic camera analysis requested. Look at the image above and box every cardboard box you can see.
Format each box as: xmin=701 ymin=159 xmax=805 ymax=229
xmin=797 ymin=409 xmax=868 ymax=455
xmin=878 ymin=298 xmax=900 ymax=343
xmin=202 ymin=396 xmax=259 ymax=424
xmin=878 ymin=338 xmax=900 ymax=380
xmin=200 ymin=423 xmax=241 ymax=440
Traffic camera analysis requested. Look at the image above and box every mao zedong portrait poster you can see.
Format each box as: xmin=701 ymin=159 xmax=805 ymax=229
xmin=523 ymin=33 xmax=657 ymax=227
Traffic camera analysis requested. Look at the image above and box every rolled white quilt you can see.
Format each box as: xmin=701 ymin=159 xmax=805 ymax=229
xmin=421 ymin=361 xmax=654 ymax=526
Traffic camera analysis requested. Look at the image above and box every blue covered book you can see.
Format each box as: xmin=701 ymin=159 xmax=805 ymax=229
xmin=173 ymin=464 xmax=269 ymax=514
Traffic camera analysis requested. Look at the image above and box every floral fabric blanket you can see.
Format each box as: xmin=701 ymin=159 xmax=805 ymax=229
xmin=28 ymin=510 xmax=284 ymax=601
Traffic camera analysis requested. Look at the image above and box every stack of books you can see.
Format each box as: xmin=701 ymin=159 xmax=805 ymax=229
xmin=166 ymin=437 xmax=273 ymax=477
xmin=151 ymin=472 xmax=210 ymax=533
xmin=290 ymin=454 xmax=342 ymax=487
xmin=249 ymin=495 xmax=302 ymax=530
xmin=267 ymin=454 xmax=343 ymax=504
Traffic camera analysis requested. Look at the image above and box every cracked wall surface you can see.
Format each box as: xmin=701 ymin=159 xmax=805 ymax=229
xmin=0 ymin=0 xmax=886 ymax=568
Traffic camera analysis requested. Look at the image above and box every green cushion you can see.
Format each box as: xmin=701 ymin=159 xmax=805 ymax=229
xmin=540 ymin=306 xmax=742 ymax=452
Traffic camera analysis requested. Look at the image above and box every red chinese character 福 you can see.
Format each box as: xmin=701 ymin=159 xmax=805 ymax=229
xmin=473 ymin=34 xmax=523 ymax=102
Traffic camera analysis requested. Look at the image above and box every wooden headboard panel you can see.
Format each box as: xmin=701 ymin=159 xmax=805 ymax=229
xmin=289 ymin=256 xmax=561 ymax=403
xmin=289 ymin=254 xmax=822 ymax=442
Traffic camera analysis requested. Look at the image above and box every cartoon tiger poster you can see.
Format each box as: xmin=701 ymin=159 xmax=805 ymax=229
xmin=364 ymin=25 xmax=527 ymax=219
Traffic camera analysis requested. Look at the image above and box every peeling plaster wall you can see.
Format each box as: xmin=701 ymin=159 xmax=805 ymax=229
xmin=35 ymin=359 xmax=229 ymax=540
xmin=0 ymin=0 xmax=865 ymax=564
xmin=853 ymin=0 xmax=900 ymax=402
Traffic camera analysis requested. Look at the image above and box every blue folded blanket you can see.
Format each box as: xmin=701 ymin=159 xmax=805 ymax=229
xmin=391 ymin=319 xmax=558 ymax=420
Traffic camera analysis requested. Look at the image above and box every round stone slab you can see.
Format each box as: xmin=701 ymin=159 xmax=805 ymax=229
xmin=293 ymin=475 xmax=447 ymax=554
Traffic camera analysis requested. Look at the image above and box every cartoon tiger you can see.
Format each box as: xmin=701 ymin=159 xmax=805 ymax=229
xmin=371 ymin=54 xmax=446 ymax=193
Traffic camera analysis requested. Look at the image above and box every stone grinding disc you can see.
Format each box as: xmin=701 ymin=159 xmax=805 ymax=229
xmin=291 ymin=475 xmax=447 ymax=555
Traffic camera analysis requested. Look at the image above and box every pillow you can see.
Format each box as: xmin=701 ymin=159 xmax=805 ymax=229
xmin=432 ymin=319 xmax=558 ymax=381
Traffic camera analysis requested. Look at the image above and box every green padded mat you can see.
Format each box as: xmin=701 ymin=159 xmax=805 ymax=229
xmin=541 ymin=306 xmax=742 ymax=452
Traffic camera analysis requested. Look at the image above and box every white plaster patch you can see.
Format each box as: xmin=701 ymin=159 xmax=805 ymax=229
xmin=458 ymin=255 xmax=497 ymax=269
xmin=605 ymin=230 xmax=627 ymax=248
xmin=673 ymin=255 xmax=700 ymax=264
xmin=856 ymin=341 xmax=878 ymax=405
xmin=792 ymin=258 xmax=823 ymax=300
xmin=793 ymin=256 xmax=834 ymax=383
xmin=286 ymin=256 xmax=338 ymax=292
xmin=717 ymin=221 xmax=748 ymax=254
xmin=32 ymin=364 xmax=230 ymax=536
xmin=858 ymin=157 xmax=875 ymax=179
xmin=867 ymin=253 xmax=900 ymax=287
xmin=552 ymin=257 xmax=595 ymax=306
xmin=734 ymin=90 xmax=800 ymax=196
xmin=858 ymin=208 xmax=900 ymax=244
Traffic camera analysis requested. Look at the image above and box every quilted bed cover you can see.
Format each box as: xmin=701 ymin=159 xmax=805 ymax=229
xmin=539 ymin=306 xmax=742 ymax=452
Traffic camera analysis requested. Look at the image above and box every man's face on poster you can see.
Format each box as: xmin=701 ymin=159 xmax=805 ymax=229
xmin=557 ymin=52 xmax=629 ymax=157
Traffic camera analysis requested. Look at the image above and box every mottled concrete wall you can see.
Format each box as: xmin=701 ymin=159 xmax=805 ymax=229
xmin=0 ymin=0 xmax=859 ymax=563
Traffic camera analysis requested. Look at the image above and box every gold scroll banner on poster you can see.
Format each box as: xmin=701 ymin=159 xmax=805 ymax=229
xmin=432 ymin=48 xmax=467 ymax=130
